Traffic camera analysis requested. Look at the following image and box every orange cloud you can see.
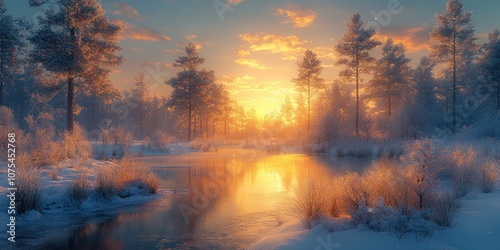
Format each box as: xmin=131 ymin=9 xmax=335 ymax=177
xmin=175 ymin=41 xmax=208 ymax=50
xmin=276 ymin=4 xmax=317 ymax=28
xmin=239 ymin=33 xmax=308 ymax=55
xmin=375 ymin=26 xmax=432 ymax=52
xmin=186 ymin=34 xmax=197 ymax=41
xmin=164 ymin=49 xmax=182 ymax=53
xmin=235 ymin=58 xmax=272 ymax=70
xmin=227 ymin=0 xmax=246 ymax=5
xmin=113 ymin=20 xmax=171 ymax=42
xmin=113 ymin=2 xmax=142 ymax=21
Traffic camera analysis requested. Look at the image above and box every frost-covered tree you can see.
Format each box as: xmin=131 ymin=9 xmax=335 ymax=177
xmin=430 ymin=0 xmax=476 ymax=133
xmin=368 ymin=38 xmax=411 ymax=117
xmin=166 ymin=43 xmax=213 ymax=141
xmin=401 ymin=138 xmax=440 ymax=209
xmin=336 ymin=13 xmax=381 ymax=136
xmin=292 ymin=49 xmax=324 ymax=132
xmin=29 ymin=0 xmax=124 ymax=132
xmin=412 ymin=57 xmax=438 ymax=136
xmin=0 ymin=0 xmax=28 ymax=107
xmin=480 ymin=29 xmax=500 ymax=110
xmin=133 ymin=72 xmax=149 ymax=137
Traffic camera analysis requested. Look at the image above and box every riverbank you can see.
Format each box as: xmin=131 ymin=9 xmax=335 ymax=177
xmin=249 ymin=190 xmax=500 ymax=250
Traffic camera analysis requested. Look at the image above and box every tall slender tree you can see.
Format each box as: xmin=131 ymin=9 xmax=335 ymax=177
xmin=430 ymin=0 xmax=476 ymax=133
xmin=29 ymin=0 xmax=124 ymax=132
xmin=167 ymin=43 xmax=213 ymax=141
xmin=0 ymin=0 xmax=27 ymax=107
xmin=292 ymin=49 xmax=324 ymax=132
xmin=133 ymin=72 xmax=149 ymax=137
xmin=368 ymin=38 xmax=411 ymax=117
xmin=481 ymin=29 xmax=500 ymax=110
xmin=336 ymin=13 xmax=381 ymax=136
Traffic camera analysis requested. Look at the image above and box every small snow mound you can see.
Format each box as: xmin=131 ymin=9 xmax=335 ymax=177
xmin=24 ymin=210 xmax=42 ymax=222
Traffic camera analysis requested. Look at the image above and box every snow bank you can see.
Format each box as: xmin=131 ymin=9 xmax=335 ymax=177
xmin=249 ymin=191 xmax=500 ymax=250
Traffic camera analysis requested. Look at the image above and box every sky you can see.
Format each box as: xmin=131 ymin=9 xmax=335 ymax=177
xmin=4 ymin=0 xmax=500 ymax=117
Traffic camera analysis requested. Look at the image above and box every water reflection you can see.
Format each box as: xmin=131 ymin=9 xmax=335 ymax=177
xmin=45 ymin=148 xmax=373 ymax=249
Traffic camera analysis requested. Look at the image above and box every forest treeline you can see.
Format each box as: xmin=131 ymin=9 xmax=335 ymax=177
xmin=0 ymin=0 xmax=499 ymax=143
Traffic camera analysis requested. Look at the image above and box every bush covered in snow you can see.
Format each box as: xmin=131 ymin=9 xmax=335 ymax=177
xmin=144 ymin=131 xmax=175 ymax=151
xmin=478 ymin=159 xmax=500 ymax=193
xmin=98 ymin=127 xmax=134 ymax=159
xmin=94 ymin=158 xmax=160 ymax=200
xmin=289 ymin=178 xmax=328 ymax=229
xmin=68 ymin=173 xmax=91 ymax=206
xmin=16 ymin=154 xmax=43 ymax=214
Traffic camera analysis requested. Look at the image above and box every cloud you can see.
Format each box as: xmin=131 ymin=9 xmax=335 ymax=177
xmin=227 ymin=0 xmax=246 ymax=6
xmin=375 ymin=26 xmax=432 ymax=52
xmin=235 ymin=58 xmax=272 ymax=70
xmin=237 ymin=32 xmax=335 ymax=62
xmin=164 ymin=49 xmax=183 ymax=53
xmin=276 ymin=4 xmax=317 ymax=28
xmin=239 ymin=33 xmax=308 ymax=56
xmin=113 ymin=20 xmax=171 ymax=42
xmin=186 ymin=34 xmax=197 ymax=41
xmin=175 ymin=41 xmax=208 ymax=50
xmin=113 ymin=2 xmax=142 ymax=21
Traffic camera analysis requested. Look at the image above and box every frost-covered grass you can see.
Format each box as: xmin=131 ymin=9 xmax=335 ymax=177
xmin=16 ymin=154 xmax=43 ymax=214
xmin=95 ymin=158 xmax=160 ymax=200
xmin=285 ymin=137 xmax=500 ymax=245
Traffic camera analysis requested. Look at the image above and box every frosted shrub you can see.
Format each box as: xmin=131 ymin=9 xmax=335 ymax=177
xmin=104 ymin=127 xmax=133 ymax=158
xmin=95 ymin=158 xmax=160 ymax=200
xmin=354 ymin=198 xmax=435 ymax=240
xmin=401 ymin=138 xmax=441 ymax=208
xmin=95 ymin=165 xmax=118 ymax=200
xmin=449 ymin=147 xmax=478 ymax=197
xmin=432 ymin=192 xmax=458 ymax=228
xmin=68 ymin=173 xmax=90 ymax=206
xmin=365 ymin=158 xmax=414 ymax=208
xmin=290 ymin=178 xmax=327 ymax=229
xmin=478 ymin=160 xmax=500 ymax=193
xmin=60 ymin=124 xmax=92 ymax=160
xmin=145 ymin=131 xmax=175 ymax=151
xmin=16 ymin=154 xmax=43 ymax=214
xmin=190 ymin=138 xmax=213 ymax=152
xmin=341 ymin=173 xmax=367 ymax=215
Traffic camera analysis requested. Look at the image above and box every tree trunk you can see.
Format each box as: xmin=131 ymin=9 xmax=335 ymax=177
xmin=194 ymin=114 xmax=197 ymax=140
xmin=188 ymin=100 xmax=192 ymax=141
xmin=452 ymin=25 xmax=457 ymax=134
xmin=355 ymin=55 xmax=360 ymax=137
xmin=67 ymin=76 xmax=74 ymax=132
xmin=212 ymin=119 xmax=215 ymax=138
xmin=224 ymin=108 xmax=228 ymax=140
xmin=307 ymin=80 xmax=311 ymax=132
xmin=497 ymin=84 xmax=499 ymax=111
xmin=0 ymin=58 xmax=4 ymax=107
xmin=67 ymin=27 xmax=77 ymax=133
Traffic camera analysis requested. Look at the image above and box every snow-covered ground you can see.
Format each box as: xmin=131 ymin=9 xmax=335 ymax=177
xmin=0 ymin=157 xmax=171 ymax=248
xmin=249 ymin=191 xmax=500 ymax=250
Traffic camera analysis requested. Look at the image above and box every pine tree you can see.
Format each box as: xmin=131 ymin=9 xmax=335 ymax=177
xmin=368 ymin=38 xmax=411 ymax=117
xmin=292 ymin=49 xmax=324 ymax=132
xmin=430 ymin=0 xmax=476 ymax=133
xmin=480 ymin=29 xmax=500 ymax=110
xmin=336 ymin=13 xmax=381 ymax=136
xmin=166 ymin=43 xmax=213 ymax=141
xmin=133 ymin=72 xmax=149 ymax=137
xmin=29 ymin=0 xmax=124 ymax=132
xmin=0 ymin=0 xmax=28 ymax=107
